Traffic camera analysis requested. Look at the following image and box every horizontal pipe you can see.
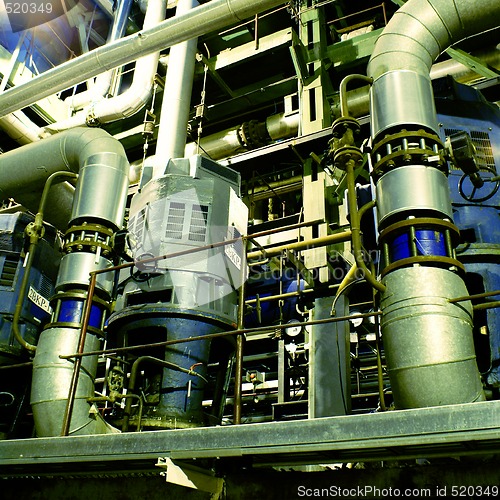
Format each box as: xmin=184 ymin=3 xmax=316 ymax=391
xmin=449 ymin=290 xmax=500 ymax=304
xmin=0 ymin=0 xmax=285 ymax=118
xmin=0 ymin=127 xmax=125 ymax=199
xmin=246 ymin=230 xmax=352 ymax=260
xmin=60 ymin=309 xmax=382 ymax=360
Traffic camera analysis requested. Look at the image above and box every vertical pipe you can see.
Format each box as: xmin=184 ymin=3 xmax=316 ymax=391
xmin=233 ymin=238 xmax=248 ymax=425
xmin=66 ymin=0 xmax=136 ymax=111
xmin=153 ymin=0 xmax=199 ymax=177
xmin=61 ymin=272 xmax=97 ymax=436
xmin=366 ymin=0 xmax=500 ymax=408
xmin=0 ymin=128 xmax=130 ymax=436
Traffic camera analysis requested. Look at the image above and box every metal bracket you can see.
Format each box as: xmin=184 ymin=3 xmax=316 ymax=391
xmin=156 ymin=457 xmax=225 ymax=499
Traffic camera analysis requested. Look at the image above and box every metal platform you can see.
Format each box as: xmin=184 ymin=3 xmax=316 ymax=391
xmin=1 ymin=400 xmax=500 ymax=476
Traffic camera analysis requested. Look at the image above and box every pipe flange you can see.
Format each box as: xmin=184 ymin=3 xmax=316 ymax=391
xmin=239 ymin=120 xmax=270 ymax=149
xmin=380 ymin=255 xmax=465 ymax=278
xmin=63 ymin=222 xmax=114 ymax=257
xmin=379 ymin=217 xmax=460 ymax=247
xmin=371 ymin=129 xmax=446 ymax=180
xmin=333 ymin=146 xmax=364 ymax=171
xmin=331 ymin=116 xmax=361 ymax=138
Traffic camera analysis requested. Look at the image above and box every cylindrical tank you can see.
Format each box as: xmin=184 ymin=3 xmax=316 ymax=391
xmin=380 ymin=266 xmax=485 ymax=408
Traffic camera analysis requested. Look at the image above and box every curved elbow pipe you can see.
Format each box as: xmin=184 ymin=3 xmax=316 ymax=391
xmin=0 ymin=128 xmax=129 ymax=436
xmin=367 ymin=0 xmax=500 ymax=140
xmin=47 ymin=0 xmax=167 ymax=133
xmin=366 ymin=0 xmax=497 ymax=409
xmin=0 ymin=127 xmax=129 ymax=230
xmin=66 ymin=0 xmax=135 ymax=112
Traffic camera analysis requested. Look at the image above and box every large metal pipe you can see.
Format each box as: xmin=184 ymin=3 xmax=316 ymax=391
xmin=153 ymin=0 xmax=198 ymax=177
xmin=0 ymin=128 xmax=127 ymax=219
xmin=46 ymin=0 xmax=167 ymax=132
xmin=0 ymin=0 xmax=285 ymax=118
xmin=368 ymin=0 xmax=500 ymax=140
xmin=367 ymin=0 xmax=500 ymax=408
xmin=0 ymin=128 xmax=129 ymax=436
xmin=184 ymin=111 xmax=300 ymax=160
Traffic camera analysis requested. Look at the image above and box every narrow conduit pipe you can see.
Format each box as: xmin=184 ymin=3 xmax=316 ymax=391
xmin=0 ymin=0 xmax=285 ymax=118
xmin=11 ymin=171 xmax=78 ymax=354
xmin=153 ymin=0 xmax=198 ymax=178
xmin=367 ymin=0 xmax=500 ymax=409
xmin=0 ymin=128 xmax=129 ymax=436
xmin=184 ymin=111 xmax=300 ymax=160
xmin=46 ymin=0 xmax=167 ymax=132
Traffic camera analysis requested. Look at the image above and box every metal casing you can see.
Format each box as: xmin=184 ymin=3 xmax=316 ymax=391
xmin=31 ymin=326 xmax=117 ymax=436
xmin=55 ymin=253 xmax=115 ymax=297
xmin=376 ymin=165 xmax=454 ymax=228
xmin=381 ymin=266 xmax=485 ymax=409
xmin=121 ymin=155 xmax=247 ymax=325
xmin=70 ymin=152 xmax=129 ymax=229
xmin=0 ymin=213 xmax=59 ymax=363
xmin=370 ymin=71 xmax=439 ymax=140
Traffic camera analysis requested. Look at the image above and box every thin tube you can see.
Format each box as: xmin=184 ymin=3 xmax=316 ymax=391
xmin=346 ymin=161 xmax=385 ymax=293
xmin=11 ymin=171 xmax=78 ymax=354
xmin=339 ymin=74 xmax=373 ymax=118
xmin=60 ymin=310 xmax=382 ymax=360
xmin=61 ymin=272 xmax=97 ymax=436
xmin=122 ymin=355 xmax=208 ymax=431
xmin=234 ymin=240 xmax=248 ymax=425
xmin=247 ymin=231 xmax=352 ymax=260
xmin=449 ymin=290 xmax=500 ymax=304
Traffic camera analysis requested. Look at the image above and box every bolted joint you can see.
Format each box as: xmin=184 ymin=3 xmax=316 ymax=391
xmin=333 ymin=145 xmax=364 ymax=171
xmin=331 ymin=116 xmax=361 ymax=141
xmin=25 ymin=220 xmax=45 ymax=243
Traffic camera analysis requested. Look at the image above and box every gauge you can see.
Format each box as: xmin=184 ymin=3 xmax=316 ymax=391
xmin=285 ymin=319 xmax=302 ymax=337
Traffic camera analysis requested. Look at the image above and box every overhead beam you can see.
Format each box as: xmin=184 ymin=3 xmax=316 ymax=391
xmin=445 ymin=47 xmax=500 ymax=79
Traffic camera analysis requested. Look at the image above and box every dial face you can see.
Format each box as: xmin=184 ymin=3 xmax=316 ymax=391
xmin=285 ymin=319 xmax=302 ymax=337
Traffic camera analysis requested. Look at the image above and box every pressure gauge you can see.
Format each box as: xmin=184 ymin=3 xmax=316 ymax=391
xmin=285 ymin=319 xmax=302 ymax=337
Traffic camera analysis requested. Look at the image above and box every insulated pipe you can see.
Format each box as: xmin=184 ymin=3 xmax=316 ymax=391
xmin=331 ymin=47 xmax=500 ymax=121
xmin=46 ymin=0 xmax=167 ymax=132
xmin=367 ymin=0 xmax=500 ymax=139
xmin=0 ymin=128 xmax=129 ymax=436
xmin=153 ymin=0 xmax=198 ymax=177
xmin=0 ymin=0 xmax=285 ymax=118
xmin=366 ymin=0 xmax=499 ymax=409
xmin=66 ymin=0 xmax=136 ymax=111
xmin=184 ymin=112 xmax=300 ymax=160
xmin=0 ymin=111 xmax=42 ymax=144
xmin=15 ymin=184 xmax=76 ymax=231
xmin=0 ymin=128 xmax=128 ymax=226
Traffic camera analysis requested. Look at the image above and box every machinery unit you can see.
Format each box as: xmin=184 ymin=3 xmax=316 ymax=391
xmin=0 ymin=0 xmax=499 ymax=498
xmin=108 ymin=155 xmax=247 ymax=428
